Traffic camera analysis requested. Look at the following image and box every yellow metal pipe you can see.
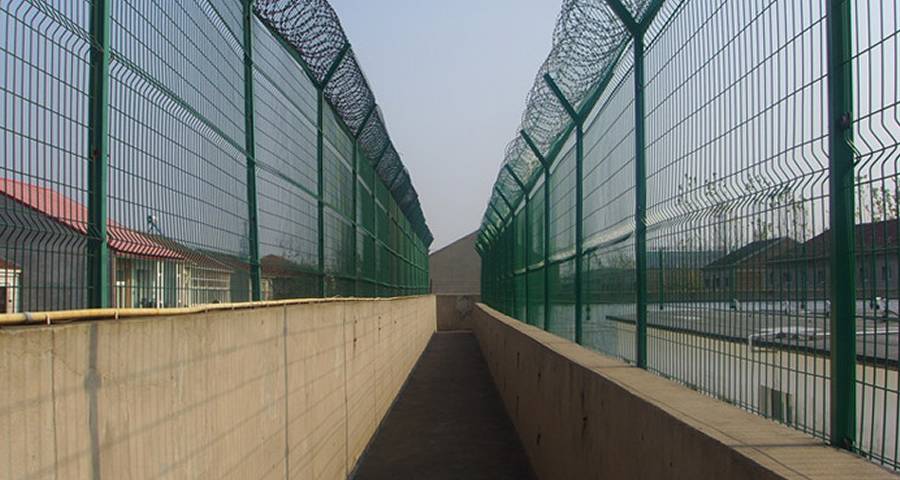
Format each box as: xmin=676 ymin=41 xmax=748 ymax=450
xmin=0 ymin=295 xmax=424 ymax=327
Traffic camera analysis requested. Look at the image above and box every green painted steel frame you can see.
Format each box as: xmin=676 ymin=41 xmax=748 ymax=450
xmin=73 ymin=0 xmax=431 ymax=311
xmin=826 ymin=0 xmax=855 ymax=450
xmin=480 ymin=0 xmax=866 ymax=458
xmin=521 ymin=129 xmax=551 ymax=331
xmin=506 ymin=163 xmax=529 ymax=322
xmin=87 ymin=0 xmax=111 ymax=308
xmin=543 ymin=72 xmax=584 ymax=344
xmin=243 ymin=0 xmax=262 ymax=301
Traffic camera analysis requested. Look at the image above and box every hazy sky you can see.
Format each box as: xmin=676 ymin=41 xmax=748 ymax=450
xmin=330 ymin=0 xmax=560 ymax=251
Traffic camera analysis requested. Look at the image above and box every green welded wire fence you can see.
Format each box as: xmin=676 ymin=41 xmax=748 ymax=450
xmin=0 ymin=0 xmax=431 ymax=313
xmin=478 ymin=0 xmax=900 ymax=470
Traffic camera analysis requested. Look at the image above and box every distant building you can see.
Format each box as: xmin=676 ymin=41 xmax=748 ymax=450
xmin=0 ymin=258 xmax=21 ymax=313
xmin=145 ymin=235 xmax=242 ymax=306
xmin=0 ymin=179 xmax=242 ymax=311
xmin=260 ymin=254 xmax=320 ymax=300
xmin=429 ymin=231 xmax=480 ymax=295
xmin=769 ymin=219 xmax=900 ymax=299
xmin=647 ymin=250 xmax=721 ymax=302
xmin=701 ymin=238 xmax=800 ymax=299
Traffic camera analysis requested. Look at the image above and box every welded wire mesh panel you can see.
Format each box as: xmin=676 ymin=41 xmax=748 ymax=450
xmin=549 ymin=141 xmax=577 ymax=257
xmin=513 ymin=204 xmax=527 ymax=319
xmin=322 ymin=103 xmax=355 ymax=295
xmin=107 ymin=0 xmax=250 ymax=308
xmin=0 ymin=1 xmax=92 ymax=311
xmin=257 ymin=168 xmax=319 ymax=300
xmin=526 ymin=268 xmax=544 ymax=327
xmin=851 ymin=0 xmax=900 ymax=467
xmin=528 ymin=181 xmax=546 ymax=266
xmin=253 ymin=0 xmax=432 ymax=247
xmin=644 ymin=0 xmax=831 ymax=440
xmin=581 ymin=49 xmax=636 ymax=362
xmin=0 ymin=0 xmax=430 ymax=313
xmin=527 ymin=182 xmax=546 ymax=327
xmin=253 ymin=16 xmax=319 ymax=300
xmin=479 ymin=0 xmax=900 ymax=470
xmin=548 ymin=259 xmax=575 ymax=341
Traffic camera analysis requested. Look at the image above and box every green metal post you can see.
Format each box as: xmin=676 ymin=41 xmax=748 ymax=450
xmin=543 ymin=165 xmax=550 ymax=331
xmin=316 ymin=90 xmax=326 ymax=297
xmin=634 ymin=33 xmax=648 ymax=368
xmin=510 ymin=208 xmax=517 ymax=316
xmin=507 ymin=164 xmax=529 ymax=324
xmin=496 ymin=188 xmax=515 ymax=231
xmin=607 ymin=0 xmax=651 ymax=369
xmin=521 ymin=130 xmax=551 ymax=331
xmin=488 ymin=203 xmax=505 ymax=232
xmin=544 ymin=73 xmax=584 ymax=345
xmin=826 ymin=0 xmax=856 ymax=451
xmin=524 ymin=195 xmax=530 ymax=321
xmin=575 ymin=122 xmax=584 ymax=344
xmin=87 ymin=0 xmax=111 ymax=308
xmin=494 ymin=189 xmax=516 ymax=314
xmin=315 ymin=44 xmax=350 ymax=298
xmin=352 ymin=141 xmax=359 ymax=296
xmin=353 ymin=103 xmax=376 ymax=297
xmin=242 ymin=0 xmax=262 ymax=301
xmin=372 ymin=154 xmax=380 ymax=297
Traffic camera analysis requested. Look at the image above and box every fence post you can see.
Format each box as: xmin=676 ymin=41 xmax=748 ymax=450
xmin=634 ymin=32 xmax=648 ymax=368
xmin=353 ymin=104 xmax=376 ymax=297
xmin=317 ymin=44 xmax=350 ymax=298
xmin=372 ymin=150 xmax=385 ymax=296
xmin=826 ymin=0 xmax=856 ymax=451
xmin=575 ymin=123 xmax=584 ymax=344
xmin=605 ymin=0 xmax=664 ymax=369
xmin=543 ymin=165 xmax=550 ymax=331
xmin=544 ymin=73 xmax=584 ymax=344
xmin=351 ymin=141 xmax=359 ymax=296
xmin=524 ymin=195 xmax=530 ymax=321
xmin=316 ymin=89 xmax=326 ymax=297
xmin=87 ymin=0 xmax=111 ymax=308
xmin=506 ymin=164 xmax=529 ymax=323
xmin=521 ymin=130 xmax=551 ymax=331
xmin=496 ymin=187 xmax=515 ymax=315
xmin=242 ymin=0 xmax=262 ymax=301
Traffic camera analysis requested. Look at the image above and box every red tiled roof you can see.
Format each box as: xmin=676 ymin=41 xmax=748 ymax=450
xmin=770 ymin=218 xmax=900 ymax=263
xmin=0 ymin=179 xmax=184 ymax=260
xmin=0 ymin=258 xmax=19 ymax=270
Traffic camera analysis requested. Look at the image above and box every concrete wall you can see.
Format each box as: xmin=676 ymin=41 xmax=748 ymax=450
xmin=435 ymin=294 xmax=480 ymax=331
xmin=0 ymin=296 xmax=435 ymax=480
xmin=472 ymin=303 xmax=894 ymax=480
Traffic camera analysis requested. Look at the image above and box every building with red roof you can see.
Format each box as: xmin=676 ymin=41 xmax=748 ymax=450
xmin=768 ymin=218 xmax=900 ymax=303
xmin=0 ymin=178 xmax=241 ymax=311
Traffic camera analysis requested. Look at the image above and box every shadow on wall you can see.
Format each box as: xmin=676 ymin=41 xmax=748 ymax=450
xmin=437 ymin=294 xmax=480 ymax=331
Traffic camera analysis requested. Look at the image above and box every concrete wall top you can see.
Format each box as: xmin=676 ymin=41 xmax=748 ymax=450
xmin=472 ymin=303 xmax=895 ymax=480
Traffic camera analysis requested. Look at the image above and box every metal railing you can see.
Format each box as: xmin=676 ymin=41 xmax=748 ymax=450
xmin=0 ymin=0 xmax=431 ymax=313
xmin=477 ymin=0 xmax=900 ymax=470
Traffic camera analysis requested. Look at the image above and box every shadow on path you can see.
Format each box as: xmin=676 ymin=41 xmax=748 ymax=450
xmin=353 ymin=332 xmax=535 ymax=480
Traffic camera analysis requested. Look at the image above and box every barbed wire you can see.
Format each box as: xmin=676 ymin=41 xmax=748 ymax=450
xmin=481 ymin=0 xmax=649 ymax=240
xmin=253 ymin=0 xmax=432 ymax=246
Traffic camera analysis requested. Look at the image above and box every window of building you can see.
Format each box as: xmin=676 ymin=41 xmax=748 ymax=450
xmin=190 ymin=267 xmax=230 ymax=305
xmin=883 ymin=265 xmax=892 ymax=281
